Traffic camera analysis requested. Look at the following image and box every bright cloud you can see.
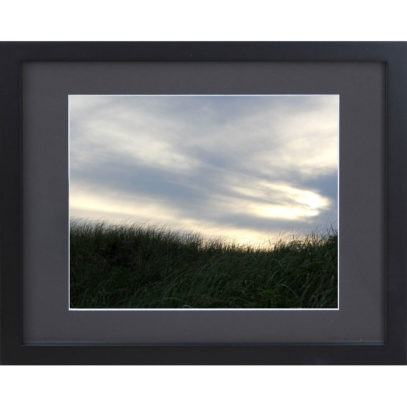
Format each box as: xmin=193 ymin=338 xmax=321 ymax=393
xmin=69 ymin=95 xmax=339 ymax=246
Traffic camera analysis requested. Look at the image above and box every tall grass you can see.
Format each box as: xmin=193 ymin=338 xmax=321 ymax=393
xmin=70 ymin=221 xmax=338 ymax=309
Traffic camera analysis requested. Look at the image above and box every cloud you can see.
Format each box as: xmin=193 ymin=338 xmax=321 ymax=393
xmin=69 ymin=95 xmax=338 ymax=246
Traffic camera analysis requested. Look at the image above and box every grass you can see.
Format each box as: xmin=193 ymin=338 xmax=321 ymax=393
xmin=70 ymin=221 xmax=338 ymax=309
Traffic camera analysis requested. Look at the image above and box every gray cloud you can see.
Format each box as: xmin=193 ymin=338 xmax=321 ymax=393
xmin=69 ymin=95 xmax=338 ymax=245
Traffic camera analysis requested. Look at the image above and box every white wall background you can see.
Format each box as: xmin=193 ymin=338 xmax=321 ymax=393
xmin=1 ymin=1 xmax=406 ymax=406
xmin=0 ymin=0 xmax=406 ymax=41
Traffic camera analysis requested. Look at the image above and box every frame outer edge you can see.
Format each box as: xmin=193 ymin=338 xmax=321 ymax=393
xmin=388 ymin=48 xmax=407 ymax=364
xmin=0 ymin=42 xmax=406 ymax=364
xmin=0 ymin=45 xmax=23 ymax=364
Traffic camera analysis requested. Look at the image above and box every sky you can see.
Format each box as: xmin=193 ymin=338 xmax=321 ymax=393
xmin=69 ymin=95 xmax=339 ymax=247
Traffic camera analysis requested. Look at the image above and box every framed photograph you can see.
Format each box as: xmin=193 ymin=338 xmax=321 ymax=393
xmin=0 ymin=42 xmax=406 ymax=364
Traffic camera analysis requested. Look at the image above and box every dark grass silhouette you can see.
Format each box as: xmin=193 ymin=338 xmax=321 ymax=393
xmin=70 ymin=221 xmax=338 ymax=309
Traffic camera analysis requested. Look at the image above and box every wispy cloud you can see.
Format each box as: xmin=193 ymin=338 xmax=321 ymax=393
xmin=69 ymin=95 xmax=338 ymax=246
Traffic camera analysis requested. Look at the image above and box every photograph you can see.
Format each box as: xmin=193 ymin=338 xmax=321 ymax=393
xmin=69 ymin=94 xmax=339 ymax=309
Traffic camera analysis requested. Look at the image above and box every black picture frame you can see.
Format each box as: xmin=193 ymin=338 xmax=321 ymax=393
xmin=0 ymin=42 xmax=406 ymax=365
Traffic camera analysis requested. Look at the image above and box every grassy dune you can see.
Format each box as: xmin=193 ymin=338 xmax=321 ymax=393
xmin=70 ymin=222 xmax=338 ymax=309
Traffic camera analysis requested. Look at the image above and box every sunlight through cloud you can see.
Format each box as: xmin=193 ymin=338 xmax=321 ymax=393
xmin=69 ymin=95 xmax=338 ymax=246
